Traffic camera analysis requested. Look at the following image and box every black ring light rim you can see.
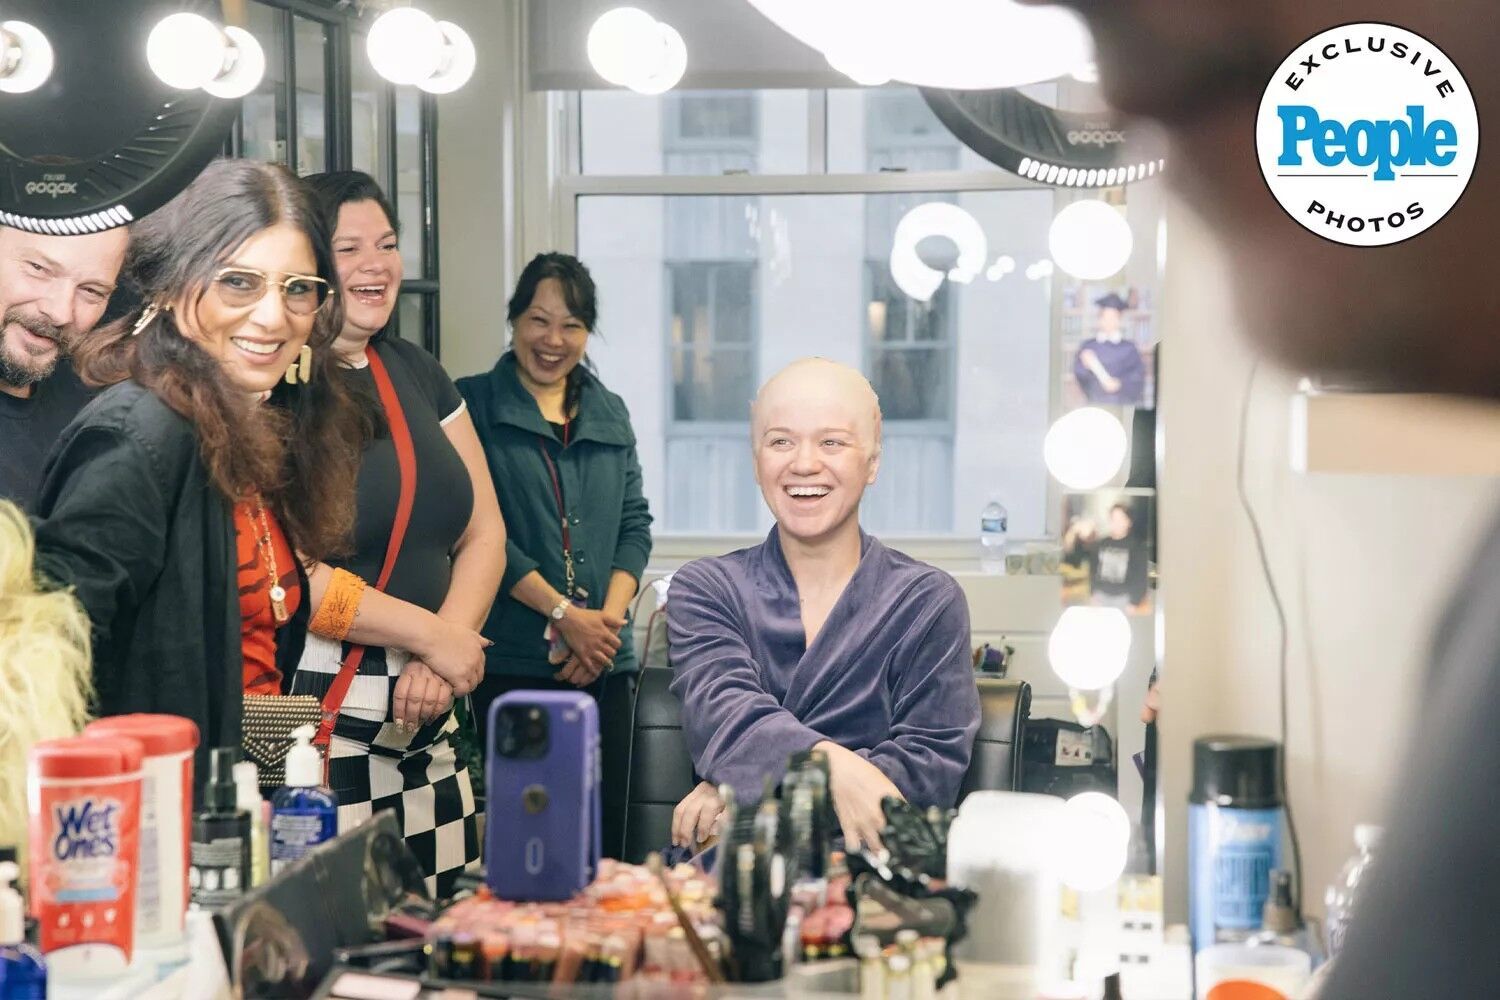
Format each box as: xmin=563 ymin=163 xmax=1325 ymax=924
xmin=922 ymin=86 xmax=1169 ymax=189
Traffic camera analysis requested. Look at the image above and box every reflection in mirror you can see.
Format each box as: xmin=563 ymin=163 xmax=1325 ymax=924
xmin=576 ymin=85 xmax=1170 ymax=910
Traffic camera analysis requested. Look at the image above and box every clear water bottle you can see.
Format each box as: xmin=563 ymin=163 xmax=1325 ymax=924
xmin=1324 ymin=823 xmax=1381 ymax=960
xmin=979 ymin=498 xmax=1008 ymax=574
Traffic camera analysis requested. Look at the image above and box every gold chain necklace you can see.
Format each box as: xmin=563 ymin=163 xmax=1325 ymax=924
xmin=252 ymin=494 xmax=290 ymax=626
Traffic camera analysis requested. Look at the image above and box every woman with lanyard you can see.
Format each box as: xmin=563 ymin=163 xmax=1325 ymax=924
xmin=458 ymin=252 xmax=653 ymax=860
xmin=291 ymin=171 xmax=504 ymax=896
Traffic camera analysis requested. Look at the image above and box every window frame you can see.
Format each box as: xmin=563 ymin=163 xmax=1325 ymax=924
xmin=226 ymin=0 xmax=442 ymax=359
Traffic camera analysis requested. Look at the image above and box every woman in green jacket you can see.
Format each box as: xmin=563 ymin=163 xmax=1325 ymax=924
xmin=457 ymin=252 xmax=653 ymax=858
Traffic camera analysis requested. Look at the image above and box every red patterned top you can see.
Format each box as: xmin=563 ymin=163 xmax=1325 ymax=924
xmin=233 ymin=498 xmax=302 ymax=695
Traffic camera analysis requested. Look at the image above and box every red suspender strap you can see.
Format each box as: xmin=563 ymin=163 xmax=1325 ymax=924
xmin=315 ymin=345 xmax=418 ymax=747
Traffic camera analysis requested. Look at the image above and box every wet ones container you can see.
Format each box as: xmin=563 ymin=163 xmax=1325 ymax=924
xmin=1189 ymin=736 xmax=1284 ymax=952
xmin=84 ymin=714 xmax=199 ymax=948
xmin=27 ymin=736 xmax=143 ymax=982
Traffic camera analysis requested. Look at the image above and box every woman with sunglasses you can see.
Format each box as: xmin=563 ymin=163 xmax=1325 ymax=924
xmin=31 ymin=159 xmax=371 ymax=784
xmin=291 ymin=171 xmax=503 ymax=894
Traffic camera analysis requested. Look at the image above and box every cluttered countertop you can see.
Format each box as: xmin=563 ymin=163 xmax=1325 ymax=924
xmin=10 ymin=713 xmax=1369 ymax=1000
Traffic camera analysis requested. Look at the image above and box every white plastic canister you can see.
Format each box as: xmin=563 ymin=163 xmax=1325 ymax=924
xmin=947 ymin=790 xmax=1067 ymax=971
xmin=83 ymin=714 xmax=199 ymax=949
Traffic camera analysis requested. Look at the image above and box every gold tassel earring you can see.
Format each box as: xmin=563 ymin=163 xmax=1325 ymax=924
xmin=284 ymin=344 xmax=314 ymax=385
xmin=128 ymin=304 xmax=160 ymax=337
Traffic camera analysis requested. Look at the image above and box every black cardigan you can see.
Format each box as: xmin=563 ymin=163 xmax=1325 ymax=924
xmin=32 ymin=380 xmax=308 ymax=784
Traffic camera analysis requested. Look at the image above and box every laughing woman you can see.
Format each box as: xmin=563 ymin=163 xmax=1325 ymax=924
xmin=457 ymin=252 xmax=653 ymax=860
xmin=295 ymin=172 xmax=504 ymax=894
xmin=32 ymin=159 xmax=371 ymax=783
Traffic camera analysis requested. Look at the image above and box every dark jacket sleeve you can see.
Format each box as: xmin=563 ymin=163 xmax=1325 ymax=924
xmin=501 ymin=536 xmax=542 ymax=596
xmin=857 ymin=578 xmax=980 ymax=807
xmin=667 ymin=560 xmax=823 ymax=797
xmin=32 ymin=426 xmax=170 ymax=654
xmin=612 ymin=443 xmax=653 ymax=583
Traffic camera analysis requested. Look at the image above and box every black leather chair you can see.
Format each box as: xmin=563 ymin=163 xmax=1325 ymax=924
xmin=619 ymin=668 xmax=1031 ymax=861
xmin=956 ymin=676 xmax=1031 ymax=804
xmin=620 ymin=666 xmax=697 ymax=863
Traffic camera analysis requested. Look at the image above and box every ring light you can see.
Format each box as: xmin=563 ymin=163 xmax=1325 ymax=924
xmin=0 ymin=0 xmax=239 ymax=235
xmin=923 ymin=87 xmax=1168 ymax=188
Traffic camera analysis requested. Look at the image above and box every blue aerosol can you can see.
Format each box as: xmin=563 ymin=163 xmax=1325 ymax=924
xmin=1189 ymin=736 xmax=1284 ymax=951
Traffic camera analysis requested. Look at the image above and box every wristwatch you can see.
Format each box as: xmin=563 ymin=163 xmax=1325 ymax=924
xmin=549 ymin=597 xmax=570 ymax=621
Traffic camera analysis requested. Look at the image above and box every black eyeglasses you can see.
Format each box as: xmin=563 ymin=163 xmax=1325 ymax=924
xmin=212 ymin=266 xmax=334 ymax=316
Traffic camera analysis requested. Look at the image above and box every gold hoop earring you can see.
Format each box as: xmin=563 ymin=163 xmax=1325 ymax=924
xmin=284 ymin=344 xmax=314 ymax=385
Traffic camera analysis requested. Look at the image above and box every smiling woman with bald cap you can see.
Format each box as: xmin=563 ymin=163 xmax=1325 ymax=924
xmin=666 ymin=358 xmax=981 ymax=852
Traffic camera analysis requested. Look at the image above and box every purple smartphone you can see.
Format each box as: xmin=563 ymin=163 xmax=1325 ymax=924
xmin=485 ymin=690 xmax=600 ymax=901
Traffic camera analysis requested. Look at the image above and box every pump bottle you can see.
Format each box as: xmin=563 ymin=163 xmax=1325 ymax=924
xmin=270 ymin=725 xmax=338 ymax=876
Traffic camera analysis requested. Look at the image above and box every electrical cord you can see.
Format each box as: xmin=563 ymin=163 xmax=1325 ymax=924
xmin=1235 ymin=359 xmax=1306 ymax=917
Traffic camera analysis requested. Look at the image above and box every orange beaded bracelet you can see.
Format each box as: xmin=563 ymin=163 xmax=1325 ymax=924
xmin=309 ymin=567 xmax=367 ymax=641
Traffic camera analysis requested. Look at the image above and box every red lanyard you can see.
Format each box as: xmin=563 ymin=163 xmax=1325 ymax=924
xmin=537 ymin=420 xmax=575 ymax=596
xmin=316 ymin=344 xmax=416 ymax=751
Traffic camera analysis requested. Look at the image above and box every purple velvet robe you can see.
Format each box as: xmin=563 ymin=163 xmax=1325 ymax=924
xmin=667 ymin=529 xmax=981 ymax=808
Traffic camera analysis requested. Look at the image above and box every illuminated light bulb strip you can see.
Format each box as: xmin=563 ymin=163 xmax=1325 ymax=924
xmin=1015 ymin=154 xmax=1167 ymax=188
xmin=0 ymin=204 xmax=132 ymax=236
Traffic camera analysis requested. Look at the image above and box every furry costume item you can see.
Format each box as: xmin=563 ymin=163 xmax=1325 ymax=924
xmin=0 ymin=501 xmax=92 ymax=874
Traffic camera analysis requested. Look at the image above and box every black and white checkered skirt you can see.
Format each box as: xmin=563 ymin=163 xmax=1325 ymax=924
xmin=292 ymin=634 xmax=479 ymax=897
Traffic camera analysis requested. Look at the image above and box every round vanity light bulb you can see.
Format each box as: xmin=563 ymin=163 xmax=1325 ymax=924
xmin=147 ymin=12 xmax=226 ymax=90
xmin=1049 ymin=199 xmax=1134 ymax=280
xmin=1056 ymin=791 xmax=1130 ymax=892
xmin=587 ymin=7 xmax=661 ymax=87
xmin=744 ymin=0 xmax=1091 ymax=90
xmin=0 ymin=20 xmax=54 ymax=94
xmin=418 ymin=21 xmax=477 ymax=94
xmin=628 ymin=22 xmax=687 ymax=95
xmin=203 ymin=26 xmax=266 ymax=99
xmin=1048 ymin=606 xmax=1132 ymax=691
xmin=1043 ymin=406 xmax=1127 ymax=489
xmin=368 ymin=6 xmax=444 ymax=86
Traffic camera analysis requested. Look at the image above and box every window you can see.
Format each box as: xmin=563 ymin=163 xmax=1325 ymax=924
xmin=293 ymin=16 xmax=327 ymax=175
xmin=230 ymin=1 xmax=441 ymax=357
xmin=577 ymin=189 xmax=1056 ymax=539
xmin=580 ymin=89 xmax=811 ymax=175
xmin=562 ymin=83 xmax=1163 ymax=540
xmin=864 ymin=264 xmax=955 ymax=423
xmin=668 ymin=261 xmax=757 ymax=423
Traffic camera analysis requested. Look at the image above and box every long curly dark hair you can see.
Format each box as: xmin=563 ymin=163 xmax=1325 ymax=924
xmin=70 ymin=159 xmax=372 ymax=560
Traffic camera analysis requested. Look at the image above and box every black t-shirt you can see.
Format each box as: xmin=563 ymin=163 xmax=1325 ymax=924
xmin=332 ymin=337 xmax=472 ymax=612
xmin=0 ymin=360 xmax=92 ymax=511
xmin=1091 ymin=535 xmax=1148 ymax=604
